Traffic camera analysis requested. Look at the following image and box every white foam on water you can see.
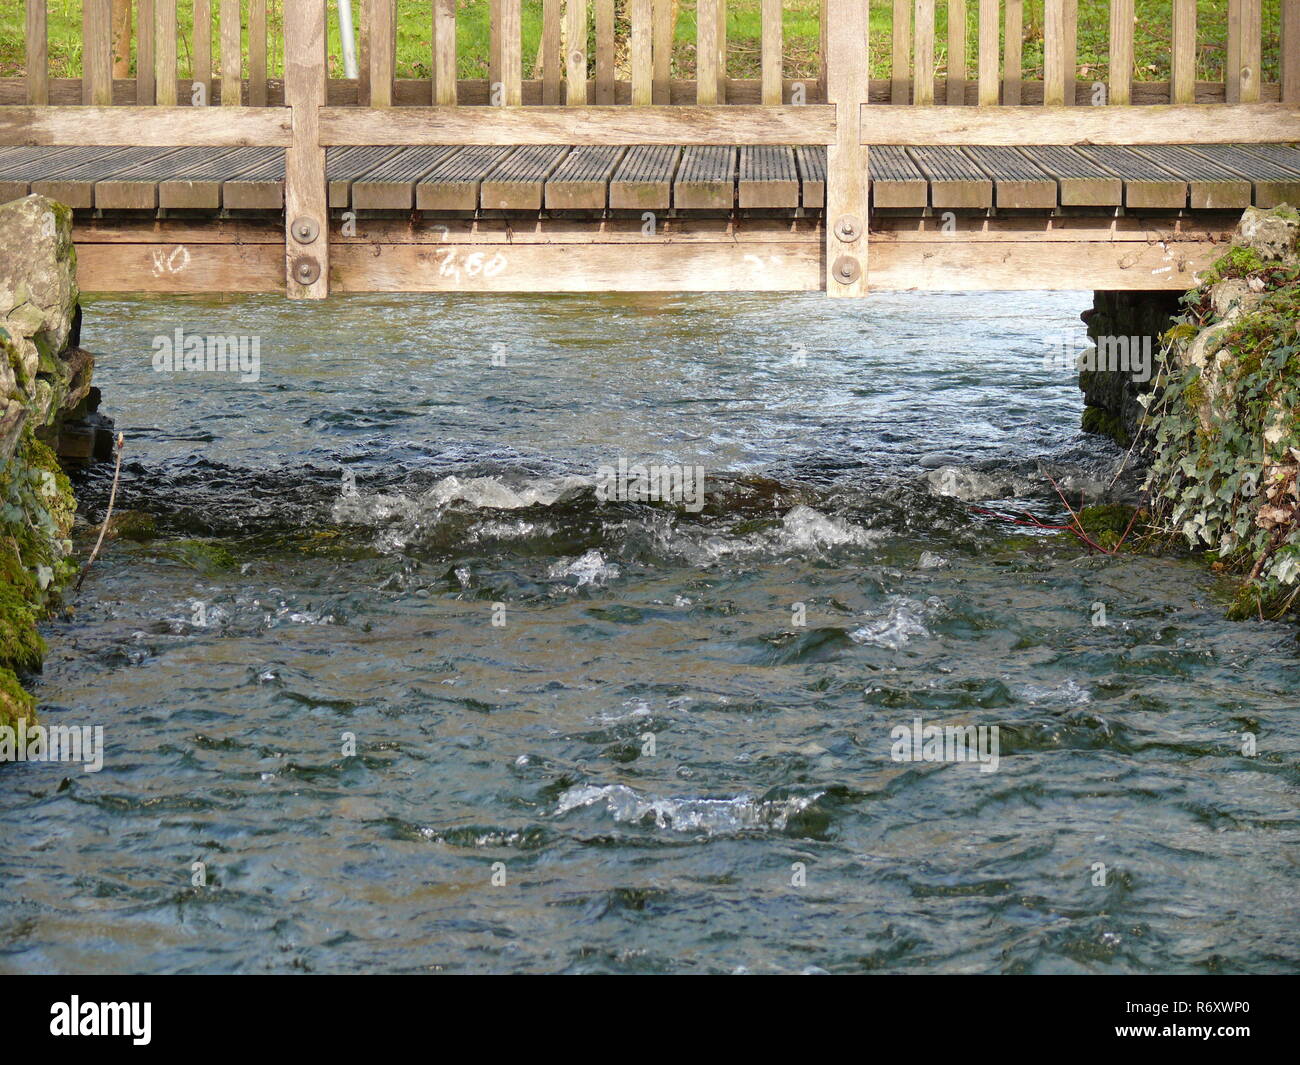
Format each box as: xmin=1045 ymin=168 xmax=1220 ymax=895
xmin=548 ymin=548 xmax=621 ymax=587
xmin=556 ymin=783 xmax=821 ymax=835
xmin=849 ymin=595 xmax=944 ymax=650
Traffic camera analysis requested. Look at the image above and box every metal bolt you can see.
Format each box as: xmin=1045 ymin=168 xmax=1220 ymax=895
xmin=291 ymin=216 xmax=320 ymax=245
xmin=832 ymin=255 xmax=861 ymax=284
xmin=834 ymin=214 xmax=863 ymax=243
xmin=293 ymin=256 xmax=321 ymax=285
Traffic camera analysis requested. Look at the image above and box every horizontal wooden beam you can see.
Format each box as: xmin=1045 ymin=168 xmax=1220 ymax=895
xmin=0 ymin=106 xmax=294 ymax=145
xmin=319 ymin=105 xmax=839 ymax=145
xmin=861 ymin=103 xmax=1300 ymax=144
xmin=73 ymin=234 xmax=1225 ymax=294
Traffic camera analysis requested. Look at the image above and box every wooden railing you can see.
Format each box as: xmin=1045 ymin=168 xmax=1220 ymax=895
xmin=2 ymin=1 xmax=1299 ymax=301
xmin=9 ymin=1 xmax=1298 ymax=108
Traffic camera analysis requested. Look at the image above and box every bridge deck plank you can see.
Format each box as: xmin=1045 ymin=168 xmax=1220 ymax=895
xmin=868 ymin=145 xmax=927 ymax=208
xmin=793 ymin=145 xmax=826 ymax=208
xmin=546 ymin=145 xmax=628 ymax=210
xmin=1015 ymin=145 xmax=1123 ymax=206
xmin=325 ymin=145 xmax=407 ymax=208
xmin=608 ymin=145 xmax=681 ymax=212
xmin=738 ymin=146 xmax=800 ymax=209
xmin=960 ymin=145 xmax=1057 ymax=208
xmin=1190 ymin=143 xmax=1300 ymax=207
xmin=29 ymin=146 xmax=174 ymax=208
xmin=351 ymin=146 xmax=463 ymax=210
xmin=673 ymin=146 xmax=737 ymax=211
xmin=481 ymin=145 xmax=573 ymax=211
xmin=905 ymin=145 xmax=993 ymax=208
xmin=415 ymin=146 xmax=518 ymax=212
xmin=1073 ymin=144 xmax=1187 ymax=209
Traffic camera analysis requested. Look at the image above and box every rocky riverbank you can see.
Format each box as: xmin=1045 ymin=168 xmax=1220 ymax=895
xmin=0 ymin=194 xmax=107 ymax=729
xmin=1080 ymin=205 xmax=1300 ymax=621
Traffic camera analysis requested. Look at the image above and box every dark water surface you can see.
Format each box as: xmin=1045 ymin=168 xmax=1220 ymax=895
xmin=2 ymin=291 xmax=1297 ymax=974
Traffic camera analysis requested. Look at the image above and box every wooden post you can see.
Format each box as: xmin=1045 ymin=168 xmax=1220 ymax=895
xmin=716 ymin=0 xmax=727 ymax=103
xmin=434 ymin=0 xmax=458 ymax=105
xmin=112 ymin=0 xmax=131 ymax=77
xmin=653 ymin=0 xmax=674 ymax=104
xmin=977 ymin=0 xmax=998 ymax=105
xmin=1284 ymin=0 xmax=1300 ymax=104
xmin=697 ymin=0 xmax=718 ymax=104
xmin=1003 ymin=0 xmax=1022 ymax=105
xmin=25 ymin=0 xmax=48 ymax=105
xmin=1226 ymin=0 xmax=1241 ymax=103
xmin=155 ymin=0 xmax=178 ymax=105
xmin=913 ymin=0 xmax=934 ymax=105
xmin=136 ymin=0 xmax=155 ymax=103
xmin=1044 ymin=0 xmax=1064 ymax=106
xmin=194 ymin=0 xmax=211 ymax=105
xmin=946 ymin=0 xmax=967 ymax=105
xmin=83 ymin=0 xmax=114 ymax=105
xmin=1109 ymin=0 xmax=1133 ymax=105
xmin=1171 ymin=0 xmax=1196 ymax=104
xmin=1063 ymin=0 xmax=1077 ymax=104
xmin=595 ymin=0 xmax=615 ymax=103
xmin=285 ymin=0 xmax=328 ymax=299
xmin=761 ymin=0 xmax=782 ymax=105
xmin=632 ymin=0 xmax=653 ymax=104
xmin=825 ymin=0 xmax=868 ymax=297
xmin=566 ymin=0 xmax=588 ymax=105
xmin=890 ymin=0 xmax=910 ymax=104
xmin=220 ymin=0 xmax=242 ymax=106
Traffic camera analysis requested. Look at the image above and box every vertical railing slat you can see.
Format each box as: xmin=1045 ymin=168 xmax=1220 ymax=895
xmin=890 ymin=0 xmax=911 ymax=104
xmin=762 ymin=0 xmax=783 ymax=105
xmin=490 ymin=0 xmax=502 ymax=90
xmin=249 ymin=0 xmax=267 ymax=106
xmin=156 ymin=0 xmax=178 ymax=105
xmin=1109 ymin=0 xmax=1133 ymax=105
xmin=913 ymin=0 xmax=934 ymax=104
xmin=434 ymin=0 xmax=458 ymax=104
xmin=1239 ymin=0 xmax=1261 ymax=103
xmin=193 ymin=0 xmax=211 ymax=105
xmin=1063 ymin=0 xmax=1077 ymax=104
xmin=137 ymin=0 xmax=156 ymax=104
xmin=595 ymin=0 xmax=614 ymax=103
xmin=825 ymin=0 xmax=869 ymax=297
xmin=566 ymin=0 xmax=588 ymax=105
xmin=697 ymin=0 xmax=718 ymax=104
xmin=653 ymin=0 xmax=673 ymax=103
xmin=632 ymin=0 xmax=653 ymax=104
xmin=370 ymin=0 xmax=394 ymax=106
xmin=977 ymin=0 xmax=998 ymax=105
xmin=501 ymin=0 xmax=522 ymax=105
xmin=1003 ymin=0 xmax=1022 ymax=105
xmin=542 ymin=0 xmax=562 ymax=103
xmin=1226 ymin=0 xmax=1241 ymax=103
xmin=220 ymin=0 xmax=242 ymax=106
xmin=25 ymin=0 xmax=48 ymax=105
xmin=84 ymin=0 xmax=114 ymax=105
xmin=1171 ymin=0 xmax=1196 ymax=104
xmin=716 ymin=0 xmax=727 ymax=103
xmin=946 ymin=0 xmax=966 ymax=105
xmin=1044 ymin=0 xmax=1064 ymax=105
xmin=1284 ymin=0 xmax=1300 ymax=104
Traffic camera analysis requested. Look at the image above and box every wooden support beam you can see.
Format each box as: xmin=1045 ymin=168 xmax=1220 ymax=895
xmin=155 ymin=0 xmax=178 ymax=105
xmin=83 ymin=0 xmax=114 ymax=105
xmin=25 ymin=1 xmax=47 ymax=105
xmin=434 ymin=0 xmax=458 ymax=105
xmin=319 ymin=105 xmax=837 ymax=145
xmin=857 ymin=103 xmax=1300 ymax=144
xmin=1171 ymin=0 xmax=1196 ymax=105
xmin=220 ymin=0 xmax=242 ymax=107
xmin=566 ymin=0 xmax=588 ymax=105
xmin=285 ymin=1 xmax=328 ymax=298
xmin=825 ymin=0 xmax=868 ymax=297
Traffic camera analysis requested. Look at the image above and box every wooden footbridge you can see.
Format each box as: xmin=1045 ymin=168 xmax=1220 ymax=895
xmin=2 ymin=1 xmax=1299 ymax=299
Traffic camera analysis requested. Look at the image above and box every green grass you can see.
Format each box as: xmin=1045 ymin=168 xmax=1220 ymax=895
xmin=0 ymin=1 xmax=1283 ymax=85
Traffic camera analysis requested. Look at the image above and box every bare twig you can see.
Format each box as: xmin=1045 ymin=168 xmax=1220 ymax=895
xmin=75 ymin=433 xmax=125 ymax=593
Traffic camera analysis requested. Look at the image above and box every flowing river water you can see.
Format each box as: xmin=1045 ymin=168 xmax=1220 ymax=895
xmin=1 ymin=290 xmax=1297 ymax=974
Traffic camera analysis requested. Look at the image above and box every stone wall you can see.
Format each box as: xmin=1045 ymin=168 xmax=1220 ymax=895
xmin=0 ymin=194 xmax=101 ymax=729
